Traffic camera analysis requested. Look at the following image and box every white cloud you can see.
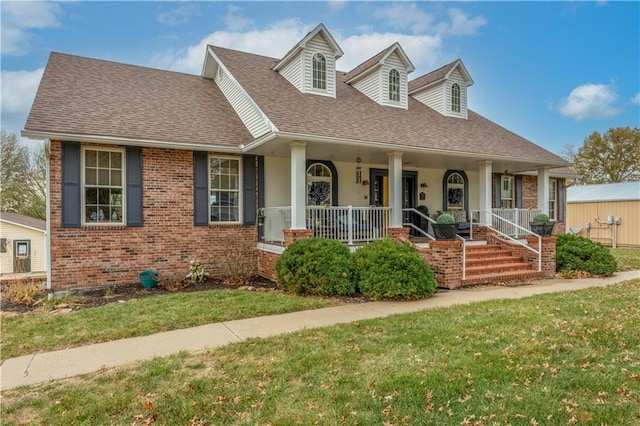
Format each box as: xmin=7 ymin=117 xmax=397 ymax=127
xmin=1 ymin=2 xmax=63 ymax=55
xmin=631 ymin=93 xmax=640 ymax=105
xmin=443 ymin=8 xmax=488 ymax=36
xmin=557 ymin=83 xmax=621 ymax=120
xmin=223 ymin=5 xmax=254 ymax=31
xmin=0 ymin=68 xmax=45 ymax=134
xmin=156 ymin=4 xmax=199 ymax=27
xmin=372 ymin=3 xmax=435 ymax=34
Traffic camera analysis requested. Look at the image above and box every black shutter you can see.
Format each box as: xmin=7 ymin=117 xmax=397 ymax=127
xmin=492 ymin=173 xmax=501 ymax=209
xmin=61 ymin=142 xmax=81 ymax=228
xmin=193 ymin=151 xmax=209 ymax=226
xmin=126 ymin=147 xmax=143 ymax=226
xmin=558 ymin=178 xmax=566 ymax=222
xmin=515 ymin=175 xmax=523 ymax=208
xmin=243 ymin=155 xmax=257 ymax=225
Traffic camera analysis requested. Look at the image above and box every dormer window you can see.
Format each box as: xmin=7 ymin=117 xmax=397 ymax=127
xmin=312 ymin=53 xmax=327 ymax=90
xmin=451 ymin=83 xmax=461 ymax=113
xmin=389 ymin=69 xmax=400 ymax=102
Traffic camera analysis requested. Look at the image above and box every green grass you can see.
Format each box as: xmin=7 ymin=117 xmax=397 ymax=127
xmin=611 ymin=247 xmax=640 ymax=271
xmin=1 ymin=289 xmax=333 ymax=360
xmin=2 ymin=280 xmax=639 ymax=425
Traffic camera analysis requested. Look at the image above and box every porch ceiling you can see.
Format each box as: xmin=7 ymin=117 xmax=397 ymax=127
xmin=245 ymin=134 xmax=567 ymax=174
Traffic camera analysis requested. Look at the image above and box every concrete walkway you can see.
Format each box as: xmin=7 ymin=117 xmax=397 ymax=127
xmin=2 ymin=270 xmax=638 ymax=391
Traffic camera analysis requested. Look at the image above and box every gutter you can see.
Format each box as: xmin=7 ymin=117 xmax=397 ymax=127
xmin=45 ymin=140 xmax=52 ymax=292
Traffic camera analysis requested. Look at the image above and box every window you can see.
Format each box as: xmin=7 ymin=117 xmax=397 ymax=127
xmin=451 ymin=83 xmax=461 ymax=113
xmin=501 ymin=176 xmax=514 ymax=208
xmin=83 ymin=148 xmax=124 ymax=224
xmin=388 ymin=69 xmax=400 ymax=102
xmin=312 ymin=53 xmax=327 ymax=90
xmin=210 ymin=157 xmax=241 ymax=223
xmin=549 ymin=178 xmax=557 ymax=221
xmin=446 ymin=172 xmax=465 ymax=210
xmin=307 ymin=163 xmax=332 ymax=205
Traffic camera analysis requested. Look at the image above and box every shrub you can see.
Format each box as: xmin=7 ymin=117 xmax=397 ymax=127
xmin=5 ymin=280 xmax=45 ymax=306
xmin=532 ymin=213 xmax=551 ymax=224
xmin=353 ymin=238 xmax=436 ymax=300
xmin=275 ymin=238 xmax=355 ymax=296
xmin=556 ymin=234 xmax=617 ymax=277
xmin=436 ymin=213 xmax=455 ymax=224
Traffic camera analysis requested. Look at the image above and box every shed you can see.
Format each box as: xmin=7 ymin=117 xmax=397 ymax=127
xmin=0 ymin=212 xmax=47 ymax=275
xmin=566 ymin=182 xmax=640 ymax=247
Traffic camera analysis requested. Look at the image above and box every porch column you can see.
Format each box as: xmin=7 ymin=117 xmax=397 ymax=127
xmin=478 ymin=160 xmax=492 ymax=224
xmin=388 ymin=151 xmax=403 ymax=227
xmin=290 ymin=141 xmax=307 ymax=229
xmin=537 ymin=167 xmax=550 ymax=216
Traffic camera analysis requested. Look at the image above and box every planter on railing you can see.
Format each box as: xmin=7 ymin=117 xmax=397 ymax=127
xmin=530 ymin=223 xmax=554 ymax=236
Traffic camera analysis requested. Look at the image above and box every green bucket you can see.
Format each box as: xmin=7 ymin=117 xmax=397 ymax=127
xmin=139 ymin=269 xmax=158 ymax=288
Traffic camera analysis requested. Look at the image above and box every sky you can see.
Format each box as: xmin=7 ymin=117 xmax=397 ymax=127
xmin=1 ymin=1 xmax=639 ymax=156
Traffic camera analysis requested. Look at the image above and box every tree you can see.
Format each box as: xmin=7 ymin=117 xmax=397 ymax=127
xmin=1 ymin=130 xmax=47 ymax=219
xmin=572 ymin=127 xmax=640 ymax=184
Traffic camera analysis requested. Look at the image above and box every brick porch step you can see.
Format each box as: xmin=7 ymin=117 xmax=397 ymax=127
xmin=462 ymin=270 xmax=545 ymax=285
xmin=463 ymin=243 xmax=540 ymax=285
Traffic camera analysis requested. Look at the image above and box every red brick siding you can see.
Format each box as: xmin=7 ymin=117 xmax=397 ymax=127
xmin=417 ymin=240 xmax=463 ymax=289
xmin=49 ymin=141 xmax=257 ymax=290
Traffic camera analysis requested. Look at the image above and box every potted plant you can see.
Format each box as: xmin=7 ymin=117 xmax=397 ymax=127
xmin=530 ymin=213 xmax=554 ymax=236
xmin=432 ymin=213 xmax=456 ymax=240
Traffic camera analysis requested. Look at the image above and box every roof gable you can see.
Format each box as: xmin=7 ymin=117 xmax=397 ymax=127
xmin=409 ymin=59 xmax=473 ymax=94
xmin=272 ymin=23 xmax=343 ymax=72
xmin=344 ymin=42 xmax=414 ymax=84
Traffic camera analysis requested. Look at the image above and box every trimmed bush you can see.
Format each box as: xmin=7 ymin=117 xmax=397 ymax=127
xmin=556 ymin=234 xmax=617 ymax=277
xmin=436 ymin=213 xmax=455 ymax=224
xmin=353 ymin=238 xmax=436 ymax=300
xmin=275 ymin=237 xmax=355 ymax=296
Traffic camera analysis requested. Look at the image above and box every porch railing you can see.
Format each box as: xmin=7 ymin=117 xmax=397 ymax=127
xmin=260 ymin=206 xmax=391 ymax=244
xmin=490 ymin=209 xmax=541 ymax=237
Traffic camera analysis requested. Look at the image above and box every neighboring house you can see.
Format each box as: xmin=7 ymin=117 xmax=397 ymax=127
xmin=567 ymin=182 xmax=640 ymax=248
xmin=23 ymin=24 xmax=570 ymax=290
xmin=0 ymin=212 xmax=46 ymax=275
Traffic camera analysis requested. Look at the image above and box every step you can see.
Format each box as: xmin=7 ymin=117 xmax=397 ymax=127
xmin=465 ymin=262 xmax=534 ymax=276
xmin=466 ymin=249 xmax=512 ymax=259
xmin=462 ymin=270 xmax=545 ymax=285
xmin=465 ymin=255 xmax=523 ymax=267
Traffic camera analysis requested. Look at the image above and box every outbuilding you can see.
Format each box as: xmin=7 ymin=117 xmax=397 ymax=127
xmin=0 ymin=212 xmax=47 ymax=276
xmin=566 ymin=182 xmax=640 ymax=247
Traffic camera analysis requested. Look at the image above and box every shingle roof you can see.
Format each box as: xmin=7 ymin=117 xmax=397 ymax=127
xmin=211 ymin=46 xmax=565 ymax=164
xmin=567 ymin=182 xmax=640 ymax=202
xmin=408 ymin=59 xmax=460 ymax=93
xmin=343 ymin=45 xmax=394 ymax=82
xmin=1 ymin=212 xmax=46 ymax=231
xmin=25 ymin=52 xmax=253 ymax=148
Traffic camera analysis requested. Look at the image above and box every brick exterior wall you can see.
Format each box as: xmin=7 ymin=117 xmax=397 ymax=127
xmin=520 ymin=175 xmax=567 ymax=234
xmin=257 ymin=250 xmax=279 ymax=281
xmin=416 ymin=240 xmax=463 ymax=289
xmin=388 ymin=226 xmax=410 ymax=242
xmin=48 ymin=141 xmax=257 ymax=290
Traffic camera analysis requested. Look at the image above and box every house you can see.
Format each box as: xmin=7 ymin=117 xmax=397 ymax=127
xmin=23 ymin=24 xmax=570 ymax=291
xmin=567 ymin=182 xmax=640 ymax=248
xmin=0 ymin=212 xmax=46 ymax=276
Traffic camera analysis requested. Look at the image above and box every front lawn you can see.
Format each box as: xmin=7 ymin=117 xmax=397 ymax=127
xmin=2 ymin=280 xmax=639 ymax=425
xmin=611 ymin=247 xmax=640 ymax=270
xmin=1 ymin=288 xmax=333 ymax=360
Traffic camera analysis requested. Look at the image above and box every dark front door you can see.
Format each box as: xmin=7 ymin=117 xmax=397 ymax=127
xmin=370 ymin=169 xmax=417 ymax=223
xmin=13 ymin=240 xmax=31 ymax=273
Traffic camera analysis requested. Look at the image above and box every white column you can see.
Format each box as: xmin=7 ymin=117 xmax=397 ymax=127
xmin=388 ymin=151 xmax=403 ymax=227
xmin=537 ymin=166 xmax=550 ymax=216
xmin=290 ymin=141 xmax=307 ymax=229
xmin=478 ymin=161 xmax=492 ymax=224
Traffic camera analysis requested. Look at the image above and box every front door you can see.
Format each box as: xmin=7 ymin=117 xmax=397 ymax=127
xmin=13 ymin=240 xmax=31 ymax=273
xmin=370 ymin=169 xmax=417 ymax=223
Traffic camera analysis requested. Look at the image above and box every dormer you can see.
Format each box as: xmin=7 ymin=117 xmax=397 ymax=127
xmin=344 ymin=43 xmax=415 ymax=109
xmin=409 ymin=59 xmax=474 ymax=119
xmin=272 ymin=23 xmax=343 ymax=98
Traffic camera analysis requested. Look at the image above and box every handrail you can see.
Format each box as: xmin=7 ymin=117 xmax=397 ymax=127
xmin=402 ymin=208 xmax=436 ymax=240
xmin=472 ymin=210 xmax=541 ymax=272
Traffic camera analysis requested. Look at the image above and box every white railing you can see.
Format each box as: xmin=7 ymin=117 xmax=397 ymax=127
xmin=259 ymin=206 xmax=390 ymax=244
xmin=402 ymin=208 xmax=435 ymax=240
xmin=491 ymin=209 xmax=541 ymax=237
xmin=473 ymin=209 xmax=541 ymax=272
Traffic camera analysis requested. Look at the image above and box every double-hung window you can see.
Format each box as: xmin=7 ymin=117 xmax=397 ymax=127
xmin=451 ymin=83 xmax=461 ymax=113
xmin=388 ymin=69 xmax=400 ymax=102
xmin=83 ymin=148 xmax=124 ymax=224
xmin=210 ymin=157 xmax=241 ymax=223
xmin=548 ymin=178 xmax=557 ymax=221
xmin=501 ymin=176 xmax=514 ymax=208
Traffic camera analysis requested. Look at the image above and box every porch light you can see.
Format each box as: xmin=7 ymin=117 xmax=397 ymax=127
xmin=356 ymin=156 xmax=362 ymax=184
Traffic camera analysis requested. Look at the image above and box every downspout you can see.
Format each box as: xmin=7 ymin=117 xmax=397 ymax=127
xmin=44 ymin=140 xmax=52 ymax=292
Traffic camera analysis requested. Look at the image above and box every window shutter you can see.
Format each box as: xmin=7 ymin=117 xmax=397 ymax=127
xmin=558 ymin=178 xmax=566 ymax=222
xmin=492 ymin=173 xmax=501 ymax=208
xmin=193 ymin=152 xmax=209 ymax=226
xmin=515 ymin=175 xmax=523 ymax=208
xmin=243 ymin=154 xmax=257 ymax=225
xmin=61 ymin=141 xmax=81 ymax=228
xmin=126 ymin=147 xmax=143 ymax=226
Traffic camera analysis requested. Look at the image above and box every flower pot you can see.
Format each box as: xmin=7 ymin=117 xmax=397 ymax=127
xmin=432 ymin=223 xmax=457 ymax=241
xmin=139 ymin=269 xmax=158 ymax=288
xmin=530 ymin=222 xmax=554 ymax=236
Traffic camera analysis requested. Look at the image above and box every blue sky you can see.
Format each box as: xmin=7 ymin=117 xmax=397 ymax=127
xmin=2 ymin=1 xmax=639 ymax=156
